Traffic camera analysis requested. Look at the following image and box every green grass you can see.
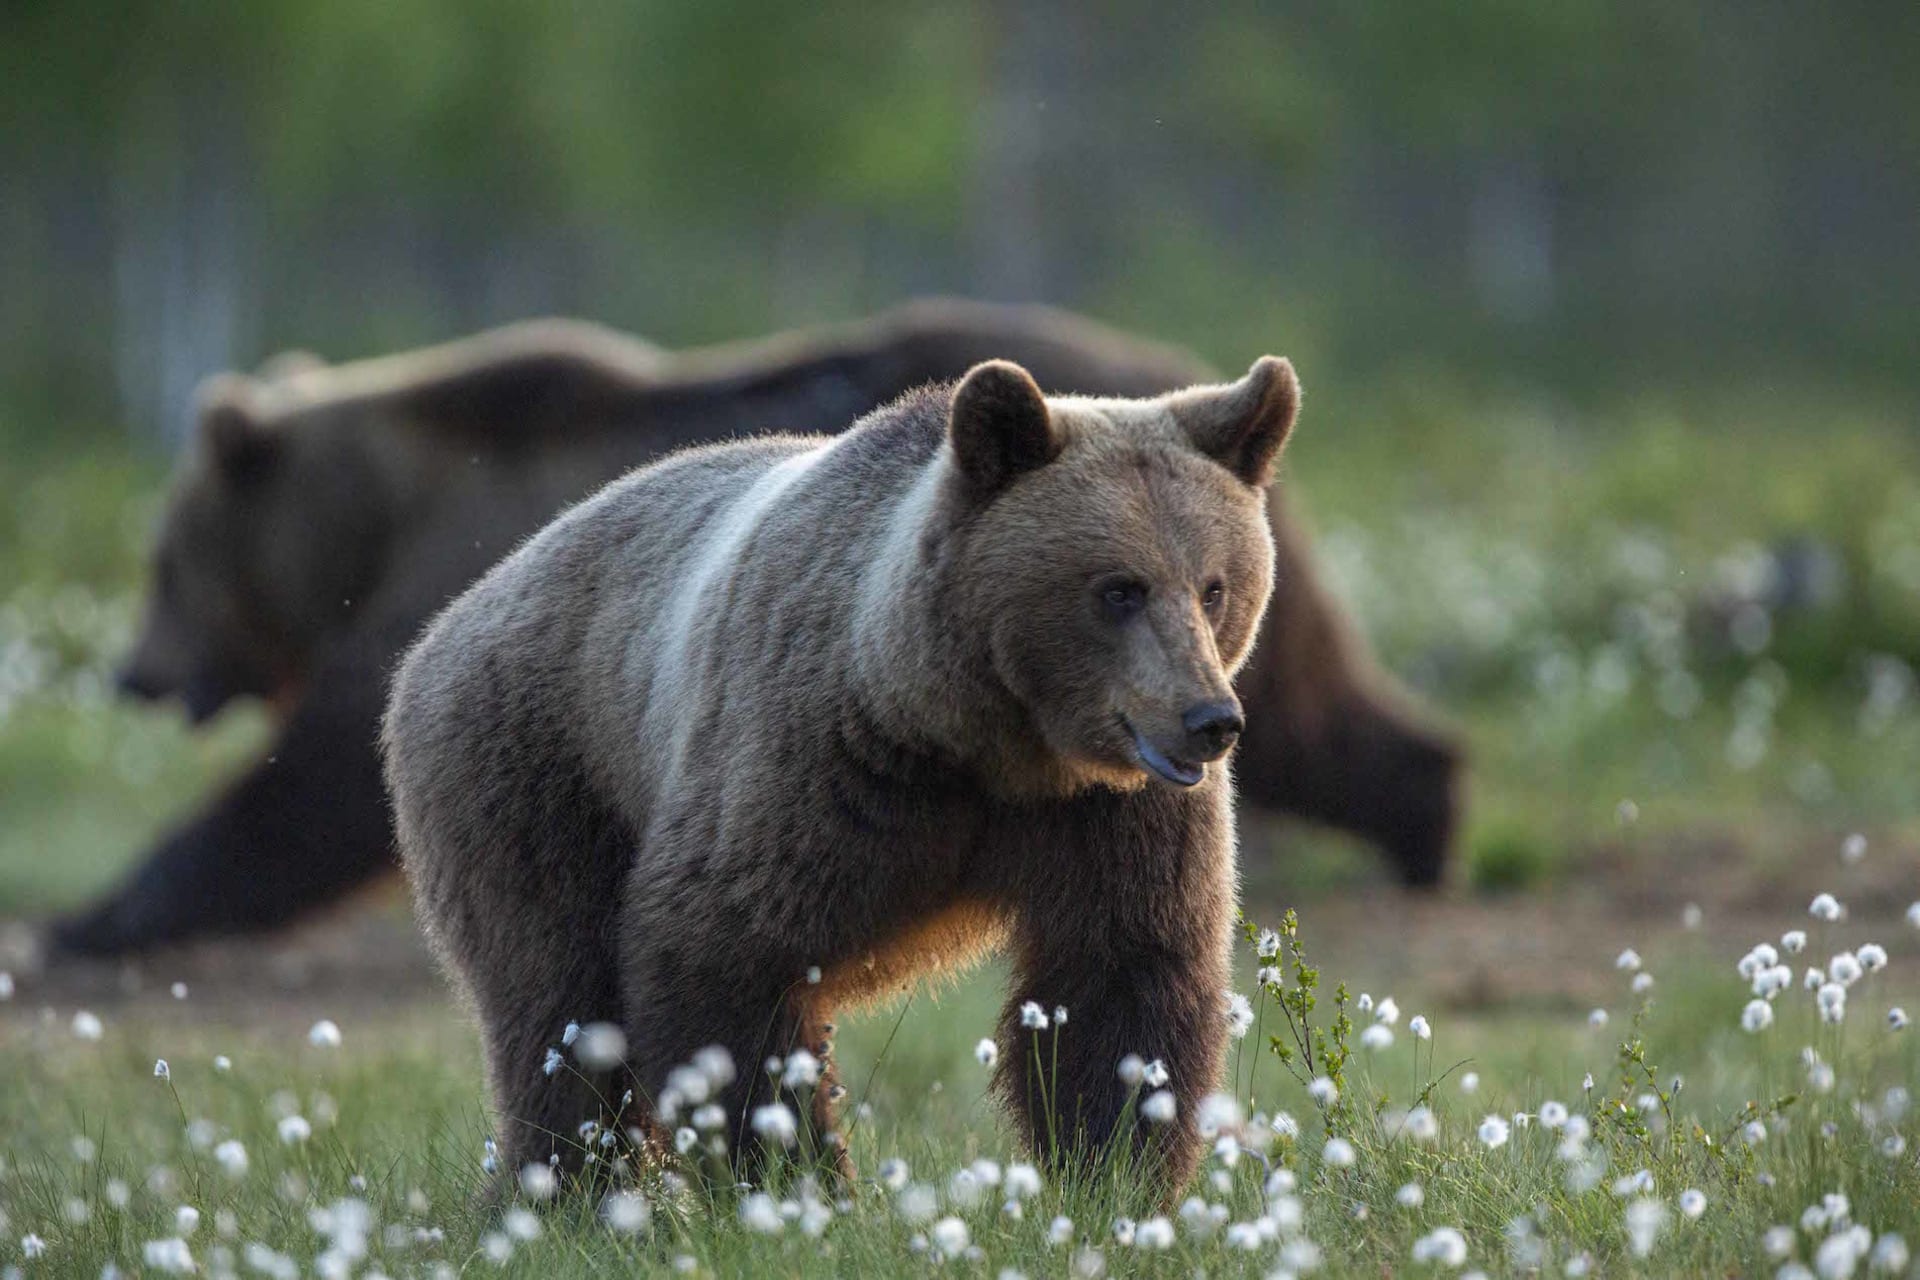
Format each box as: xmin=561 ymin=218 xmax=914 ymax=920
xmin=1 ymin=908 xmax=1915 ymax=1276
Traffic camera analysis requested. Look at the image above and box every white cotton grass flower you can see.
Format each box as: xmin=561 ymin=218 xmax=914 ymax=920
xmin=1357 ymin=992 xmax=1374 ymax=1014
xmin=1257 ymin=929 xmax=1281 ymax=959
xmin=1908 ymin=902 xmax=1920 ymax=930
xmin=1116 ymin=1055 xmax=1145 ymax=1087
xmin=1224 ymin=992 xmax=1255 ymax=1038
xmin=1631 ymin=972 xmax=1655 ymax=994
xmin=930 ymin=1216 xmax=969 ymax=1256
xmin=1019 ymin=1001 xmax=1049 ymax=1030
xmin=213 ymin=1055 xmax=232 ymax=1073
xmin=1005 ymin=1163 xmax=1042 ymax=1200
xmin=1134 ymin=1216 xmax=1175 ymax=1249
xmin=1624 ymin=1197 xmax=1667 ymax=1257
xmin=576 ymin=1022 xmax=627 ymax=1070
xmin=542 ymin=1047 xmax=563 ymax=1077
xmin=1538 ymin=1100 xmax=1568 ymax=1128
xmin=1375 ymin=996 xmax=1400 ymax=1026
xmin=1810 ymin=893 xmax=1843 ymax=921
xmin=1459 ymin=1071 xmax=1480 ymax=1093
xmin=1403 ymin=1105 xmax=1439 ymax=1142
xmin=1141 ymin=1090 xmax=1177 ymax=1124
xmin=1048 ymin=1215 xmax=1075 ymax=1246
xmin=142 ymin=1238 xmax=195 ymax=1274
xmin=1322 ymin=1136 xmax=1357 ymax=1168
xmin=1677 ymin=1187 xmax=1707 ymax=1220
xmin=1411 ymin=1225 xmax=1468 ymax=1267
xmin=277 ymin=1115 xmax=311 ymax=1145
xmin=1409 ymin=1014 xmax=1432 ymax=1040
xmin=1196 ymin=1092 xmax=1243 ymax=1139
xmin=153 ymin=1058 xmax=170 ymax=1081
xmin=73 ymin=1010 xmax=104 ymax=1040
xmin=974 ymin=1038 xmax=998 ymax=1068
xmin=1742 ymin=999 xmax=1775 ymax=1032
xmin=307 ymin=1019 xmax=342 ymax=1049
xmin=1615 ymin=948 xmax=1642 ymax=971
xmin=1754 ymin=964 xmax=1794 ymax=999
xmin=1308 ymin=1075 xmax=1339 ymax=1105
xmin=1783 ymin=929 xmax=1808 ymax=954
xmin=1842 ymin=832 xmax=1867 ymax=863
xmin=1477 ymin=1115 xmax=1510 ymax=1149
xmin=781 ymin=1048 xmax=821 ymax=1089
xmin=1872 ymin=1235 xmax=1910 ymax=1273
xmin=1360 ymin=1023 xmax=1395 ymax=1051
xmin=1054 ymin=1005 xmax=1069 ymax=1025
xmin=1396 ymin=1181 xmax=1426 ymax=1209
xmin=1683 ymin=901 xmax=1704 ymax=929
xmin=1817 ymin=982 xmax=1848 ymax=1023
xmin=750 ymin=1103 xmax=797 ymax=1146
xmin=213 ymin=1140 xmax=248 ymax=1178
xmin=174 ymin=1205 xmax=200 ymax=1236
xmin=1271 ymin=1110 xmax=1300 ymax=1140
xmin=1588 ymin=1008 xmax=1609 ymax=1028
xmin=739 ymin=1192 xmax=783 ymax=1234
xmin=519 ymin=1162 xmax=558 ymax=1200
xmin=1889 ymin=1007 xmax=1910 ymax=1031
xmin=601 ymin=1190 xmax=649 ymax=1233
xmin=1830 ymin=952 xmax=1864 ymax=987
xmin=1856 ymin=942 xmax=1888 ymax=973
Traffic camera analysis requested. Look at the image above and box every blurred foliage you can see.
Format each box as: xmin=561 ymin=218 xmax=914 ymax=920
xmin=4 ymin=2 xmax=1920 ymax=438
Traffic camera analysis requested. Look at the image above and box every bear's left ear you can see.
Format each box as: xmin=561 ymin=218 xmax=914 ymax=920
xmin=1173 ymin=356 xmax=1300 ymax=488
xmin=948 ymin=360 xmax=1060 ymax=496
xmin=195 ymin=374 xmax=283 ymax=483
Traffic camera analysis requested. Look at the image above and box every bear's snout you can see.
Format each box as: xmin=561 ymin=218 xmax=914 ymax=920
xmin=1181 ymin=699 xmax=1245 ymax=761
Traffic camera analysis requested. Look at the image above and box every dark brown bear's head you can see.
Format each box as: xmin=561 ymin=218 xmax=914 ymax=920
xmin=946 ymin=356 xmax=1300 ymax=793
xmin=117 ymin=367 xmax=385 ymax=723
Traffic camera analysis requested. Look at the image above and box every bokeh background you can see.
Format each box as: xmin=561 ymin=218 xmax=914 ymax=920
xmin=2 ymin=2 xmax=1917 ymax=964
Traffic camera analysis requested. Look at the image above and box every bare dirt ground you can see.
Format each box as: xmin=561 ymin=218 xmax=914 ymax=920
xmin=2 ymin=823 xmax=1912 ymax=1030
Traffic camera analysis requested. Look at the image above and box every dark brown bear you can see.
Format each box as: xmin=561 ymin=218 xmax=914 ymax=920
xmin=56 ymin=301 xmax=1459 ymax=957
xmin=384 ymin=358 xmax=1302 ymax=1190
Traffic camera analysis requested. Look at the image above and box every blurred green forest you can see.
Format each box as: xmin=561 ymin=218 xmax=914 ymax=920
xmin=5 ymin=1 xmax=1920 ymax=442
xmin=2 ymin=2 xmax=1918 ymax=907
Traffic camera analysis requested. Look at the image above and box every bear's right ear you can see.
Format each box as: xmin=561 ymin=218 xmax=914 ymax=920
xmin=948 ymin=360 xmax=1059 ymax=495
xmin=196 ymin=376 xmax=281 ymax=483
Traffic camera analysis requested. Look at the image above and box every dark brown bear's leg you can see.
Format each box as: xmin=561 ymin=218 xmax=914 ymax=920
xmin=403 ymin=770 xmax=641 ymax=1185
xmin=48 ymin=651 xmax=396 ymax=957
xmin=989 ymin=782 xmax=1235 ymax=1198
xmin=619 ymin=941 xmax=851 ymax=1185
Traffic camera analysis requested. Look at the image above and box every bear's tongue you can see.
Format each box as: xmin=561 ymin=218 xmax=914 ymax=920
xmin=1128 ymin=723 xmax=1205 ymax=788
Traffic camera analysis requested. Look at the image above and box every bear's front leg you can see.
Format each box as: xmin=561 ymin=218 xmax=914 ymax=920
xmin=991 ymin=779 xmax=1236 ymax=1197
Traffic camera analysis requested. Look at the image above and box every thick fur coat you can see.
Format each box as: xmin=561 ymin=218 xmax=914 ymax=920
xmin=384 ymin=359 xmax=1302 ymax=1190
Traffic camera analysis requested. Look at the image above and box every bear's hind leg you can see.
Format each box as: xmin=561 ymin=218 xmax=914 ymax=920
xmin=400 ymin=764 xmax=642 ymax=1184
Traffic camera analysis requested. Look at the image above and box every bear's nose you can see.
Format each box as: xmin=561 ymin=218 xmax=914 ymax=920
xmin=1181 ymin=699 xmax=1245 ymax=761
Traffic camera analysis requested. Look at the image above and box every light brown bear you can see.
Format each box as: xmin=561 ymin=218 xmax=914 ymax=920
xmin=383 ymin=356 xmax=1301 ymax=1192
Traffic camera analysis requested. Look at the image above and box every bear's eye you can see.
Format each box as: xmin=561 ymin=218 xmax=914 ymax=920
xmin=1202 ymin=580 xmax=1225 ymax=612
xmin=1099 ymin=579 xmax=1147 ymax=620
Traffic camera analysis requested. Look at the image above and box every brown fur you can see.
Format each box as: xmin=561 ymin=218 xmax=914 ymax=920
xmin=59 ymin=301 xmax=1458 ymax=958
xmin=383 ymin=361 xmax=1301 ymax=1194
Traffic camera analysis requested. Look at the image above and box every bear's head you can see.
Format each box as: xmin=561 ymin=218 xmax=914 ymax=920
xmin=945 ymin=356 xmax=1299 ymax=793
xmin=117 ymin=367 xmax=388 ymax=723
